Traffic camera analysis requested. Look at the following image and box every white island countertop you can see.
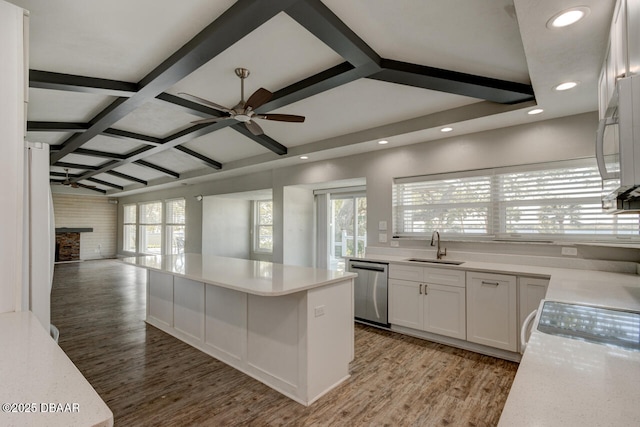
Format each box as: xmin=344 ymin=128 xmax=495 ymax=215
xmin=0 ymin=311 xmax=113 ymax=427
xmin=121 ymin=253 xmax=356 ymax=296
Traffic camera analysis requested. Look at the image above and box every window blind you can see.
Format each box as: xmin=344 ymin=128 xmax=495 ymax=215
xmin=393 ymin=159 xmax=640 ymax=240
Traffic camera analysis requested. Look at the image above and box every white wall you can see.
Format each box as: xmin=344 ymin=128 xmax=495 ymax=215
xmin=0 ymin=1 xmax=25 ymax=313
xmin=117 ymin=112 xmax=640 ymax=263
xmin=281 ymin=186 xmax=315 ymax=266
xmin=202 ymin=196 xmax=250 ymax=258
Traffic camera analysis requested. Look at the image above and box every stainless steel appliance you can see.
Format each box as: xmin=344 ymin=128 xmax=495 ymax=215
xmin=348 ymin=260 xmax=389 ymax=326
xmin=596 ymin=74 xmax=640 ymax=213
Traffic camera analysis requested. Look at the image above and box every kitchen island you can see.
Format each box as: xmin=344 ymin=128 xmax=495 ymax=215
xmin=121 ymin=254 xmax=356 ymax=406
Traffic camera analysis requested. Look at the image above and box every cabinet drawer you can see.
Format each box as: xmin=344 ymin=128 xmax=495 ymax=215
xmin=424 ymin=267 xmax=465 ymax=288
xmin=389 ymin=264 xmax=424 ymax=281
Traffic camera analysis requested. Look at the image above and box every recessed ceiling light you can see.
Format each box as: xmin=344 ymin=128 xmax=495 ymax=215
xmin=378 ymin=140 xmax=389 ymax=145
xmin=440 ymin=127 xmax=453 ymax=133
xmin=528 ymin=108 xmax=544 ymax=115
xmin=547 ymin=7 xmax=590 ymax=29
xmin=554 ymin=81 xmax=578 ymax=91
xmin=299 ymin=156 xmax=309 ymax=160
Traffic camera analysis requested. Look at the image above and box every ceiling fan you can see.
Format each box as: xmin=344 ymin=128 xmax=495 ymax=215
xmin=178 ymin=68 xmax=305 ymax=136
xmin=53 ymin=169 xmax=95 ymax=189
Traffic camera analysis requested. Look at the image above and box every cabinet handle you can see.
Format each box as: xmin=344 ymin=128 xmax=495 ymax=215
xmin=425 ymin=284 xmax=428 ymax=295
xmin=481 ymin=281 xmax=500 ymax=286
xmin=419 ymin=283 xmax=423 ymax=294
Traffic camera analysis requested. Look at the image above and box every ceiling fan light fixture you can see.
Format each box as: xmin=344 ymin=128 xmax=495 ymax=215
xmin=554 ymin=81 xmax=579 ymax=91
xmin=547 ymin=7 xmax=590 ymax=29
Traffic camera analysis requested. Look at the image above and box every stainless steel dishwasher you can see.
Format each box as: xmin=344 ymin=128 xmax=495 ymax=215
xmin=348 ymin=260 xmax=389 ymax=327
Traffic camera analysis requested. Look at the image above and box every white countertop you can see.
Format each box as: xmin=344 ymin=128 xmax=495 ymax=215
xmin=121 ymin=253 xmax=356 ymax=296
xmin=351 ymin=254 xmax=640 ymax=427
xmin=0 ymin=311 xmax=113 ymax=427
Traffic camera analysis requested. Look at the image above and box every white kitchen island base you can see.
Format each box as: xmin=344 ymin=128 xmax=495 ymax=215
xmin=124 ymin=254 xmax=355 ymax=406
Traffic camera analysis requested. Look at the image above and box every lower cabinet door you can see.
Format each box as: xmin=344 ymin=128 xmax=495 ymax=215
xmin=389 ymin=279 xmax=422 ymax=330
xmin=423 ymin=283 xmax=466 ymax=340
xmin=466 ymin=273 xmax=517 ymax=352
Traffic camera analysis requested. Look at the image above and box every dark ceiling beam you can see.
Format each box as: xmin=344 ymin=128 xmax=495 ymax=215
xmin=77 ymin=183 xmax=107 ymax=194
xmin=369 ymin=59 xmax=535 ymax=104
xmin=106 ymin=170 xmax=147 ymax=186
xmin=50 ymin=171 xmax=80 ymax=178
xmin=50 ymin=0 xmax=299 ymax=164
xmin=155 ymin=92 xmax=224 ymax=119
xmin=285 ymin=0 xmax=381 ymax=68
xmin=231 ymin=124 xmax=287 ymax=155
xmin=174 ymin=146 xmax=222 ymax=169
xmin=72 ymin=122 xmax=227 ymax=182
xmin=54 ymin=162 xmax=102 ymax=171
xmin=133 ymin=160 xmax=180 ymax=179
xmin=86 ymin=177 xmax=124 ymax=190
xmin=101 ymin=128 xmax=164 ymax=146
xmin=73 ymin=148 xmax=127 ymax=160
xmin=30 ymin=70 xmax=138 ymax=97
xmin=27 ymin=121 xmax=89 ymax=132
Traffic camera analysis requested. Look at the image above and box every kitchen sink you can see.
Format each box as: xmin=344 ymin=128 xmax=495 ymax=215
xmin=405 ymin=258 xmax=465 ymax=265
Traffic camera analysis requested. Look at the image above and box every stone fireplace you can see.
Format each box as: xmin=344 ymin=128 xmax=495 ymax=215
xmin=55 ymin=228 xmax=93 ymax=262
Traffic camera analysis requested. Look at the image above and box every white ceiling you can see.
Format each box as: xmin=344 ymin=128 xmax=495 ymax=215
xmin=9 ymin=0 xmax=615 ymax=196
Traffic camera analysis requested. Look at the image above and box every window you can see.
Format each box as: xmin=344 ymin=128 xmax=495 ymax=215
xmin=166 ymin=199 xmax=186 ymax=254
xmin=139 ymin=201 xmax=162 ymax=254
xmin=123 ymin=204 xmax=137 ymax=252
xmin=254 ymin=200 xmax=273 ymax=252
xmin=393 ymin=159 xmax=640 ymax=241
xmin=330 ymin=194 xmax=367 ymax=271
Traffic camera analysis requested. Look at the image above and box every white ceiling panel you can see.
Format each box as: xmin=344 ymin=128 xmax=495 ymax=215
xmin=111 ymin=99 xmax=203 ymax=138
xmin=181 ymin=127 xmax=271 ymax=163
xmin=81 ymin=135 xmax=146 ymax=154
xmin=58 ymin=153 xmax=110 ymax=167
xmin=167 ymin=12 xmax=344 ymax=107
xmin=113 ymin=163 xmax=165 ymax=181
xmin=323 ymin=0 xmax=530 ymax=84
xmin=27 ymin=88 xmax=115 ymax=122
xmin=92 ymin=173 xmax=130 ymax=187
xmin=26 ymin=131 xmax=72 ymax=146
xmin=259 ymin=78 xmax=480 ymax=146
xmin=14 ymin=0 xmax=236 ymax=82
xmin=143 ymin=150 xmax=207 ymax=174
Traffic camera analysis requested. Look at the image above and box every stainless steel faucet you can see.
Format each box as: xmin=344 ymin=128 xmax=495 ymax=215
xmin=430 ymin=230 xmax=447 ymax=259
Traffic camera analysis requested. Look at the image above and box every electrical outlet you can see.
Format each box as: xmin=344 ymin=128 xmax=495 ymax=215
xmin=314 ymin=306 xmax=325 ymax=317
xmin=378 ymin=233 xmax=387 ymax=243
xmin=561 ymin=247 xmax=578 ymax=256
xmin=390 ymin=240 xmax=399 ymax=247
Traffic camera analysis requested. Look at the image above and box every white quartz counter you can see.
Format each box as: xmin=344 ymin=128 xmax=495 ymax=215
xmin=121 ymin=253 xmax=356 ymax=296
xmin=0 ymin=311 xmax=113 ymax=427
xmin=351 ymin=254 xmax=640 ymax=426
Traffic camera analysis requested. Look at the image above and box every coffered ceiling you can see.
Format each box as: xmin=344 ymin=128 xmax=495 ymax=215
xmin=9 ymin=0 xmax=614 ymax=195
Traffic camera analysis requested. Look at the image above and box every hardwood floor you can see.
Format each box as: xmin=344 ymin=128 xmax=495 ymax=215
xmin=51 ymin=260 xmax=518 ymax=426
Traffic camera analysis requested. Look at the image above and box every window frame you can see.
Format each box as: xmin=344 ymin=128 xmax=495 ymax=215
xmin=392 ymin=158 xmax=640 ymax=243
xmin=165 ymin=198 xmax=186 ymax=255
xmin=122 ymin=203 xmax=137 ymax=253
xmin=253 ymin=199 xmax=273 ymax=254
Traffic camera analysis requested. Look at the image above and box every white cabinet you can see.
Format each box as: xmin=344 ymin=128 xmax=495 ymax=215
xmin=389 ymin=265 xmax=466 ymax=340
xmin=174 ymin=277 xmax=205 ymax=341
xmin=599 ymin=0 xmax=639 ymax=117
xmin=466 ymin=272 xmax=517 ymax=352
xmin=518 ymin=277 xmax=548 ymax=327
xmin=147 ymin=270 xmax=174 ymax=327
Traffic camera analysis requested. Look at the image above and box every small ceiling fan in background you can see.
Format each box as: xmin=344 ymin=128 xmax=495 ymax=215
xmin=53 ymin=169 xmax=95 ymax=189
xmin=178 ymin=68 xmax=305 ymax=136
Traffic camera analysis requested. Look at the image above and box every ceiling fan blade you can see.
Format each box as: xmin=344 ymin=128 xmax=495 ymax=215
xmin=256 ymin=114 xmax=305 ymax=123
xmin=244 ymin=88 xmax=272 ymax=111
xmin=70 ymin=182 xmax=79 ymax=188
xmin=178 ymin=92 xmax=232 ymax=113
xmin=244 ymin=120 xmax=264 ymax=136
xmin=191 ymin=116 xmax=231 ymax=125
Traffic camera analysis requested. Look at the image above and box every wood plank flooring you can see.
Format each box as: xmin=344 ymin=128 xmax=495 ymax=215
xmin=51 ymin=260 xmax=518 ymax=426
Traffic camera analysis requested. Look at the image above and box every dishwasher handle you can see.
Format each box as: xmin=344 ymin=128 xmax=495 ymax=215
xmin=349 ymin=263 xmax=386 ymax=272
xmin=520 ymin=309 xmax=538 ymax=354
